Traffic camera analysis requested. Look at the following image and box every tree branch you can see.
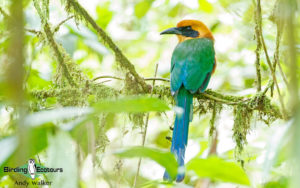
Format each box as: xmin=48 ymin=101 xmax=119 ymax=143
xmin=53 ymin=15 xmax=74 ymax=33
xmin=254 ymin=0 xmax=262 ymax=92
xmin=64 ymin=0 xmax=151 ymax=92
xmin=256 ymin=0 xmax=287 ymax=118
xmin=33 ymin=0 xmax=75 ymax=86
xmin=93 ymin=75 xmax=170 ymax=82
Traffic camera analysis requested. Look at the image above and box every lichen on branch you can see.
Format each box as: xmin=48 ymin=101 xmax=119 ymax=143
xmin=61 ymin=0 xmax=151 ymax=92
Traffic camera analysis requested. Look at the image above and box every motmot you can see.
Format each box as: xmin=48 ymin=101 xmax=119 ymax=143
xmin=160 ymin=20 xmax=216 ymax=182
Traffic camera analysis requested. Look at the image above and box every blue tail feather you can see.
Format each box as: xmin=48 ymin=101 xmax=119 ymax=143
xmin=164 ymin=87 xmax=193 ymax=182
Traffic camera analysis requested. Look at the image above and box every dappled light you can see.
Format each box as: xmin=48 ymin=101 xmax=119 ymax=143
xmin=0 ymin=0 xmax=299 ymax=187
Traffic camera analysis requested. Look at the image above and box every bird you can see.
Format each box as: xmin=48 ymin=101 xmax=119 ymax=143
xmin=28 ymin=159 xmax=37 ymax=180
xmin=160 ymin=20 xmax=216 ymax=182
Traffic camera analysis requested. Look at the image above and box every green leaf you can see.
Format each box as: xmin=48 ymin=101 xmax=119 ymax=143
xmin=24 ymin=107 xmax=92 ymax=127
xmin=198 ymin=0 xmax=213 ymax=13
xmin=0 ymin=136 xmax=18 ymax=166
xmin=134 ymin=0 xmax=154 ymax=18
xmin=96 ymin=3 xmax=113 ymax=29
xmin=187 ymin=156 xmax=250 ymax=185
xmin=47 ymin=131 xmax=78 ymax=187
xmin=263 ymin=177 xmax=289 ymax=188
xmin=93 ymin=96 xmax=170 ymax=113
xmin=0 ymin=126 xmax=51 ymax=177
xmin=115 ymin=146 xmax=178 ymax=180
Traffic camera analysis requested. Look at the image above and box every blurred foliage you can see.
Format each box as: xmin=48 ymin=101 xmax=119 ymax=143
xmin=187 ymin=156 xmax=250 ymax=185
xmin=0 ymin=0 xmax=299 ymax=187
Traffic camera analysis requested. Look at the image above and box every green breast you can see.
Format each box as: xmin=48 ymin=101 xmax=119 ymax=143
xmin=170 ymin=38 xmax=215 ymax=95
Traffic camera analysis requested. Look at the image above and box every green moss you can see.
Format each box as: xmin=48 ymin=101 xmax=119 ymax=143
xmin=233 ymin=104 xmax=253 ymax=154
xmin=29 ymin=0 xmax=285 ymax=160
xmin=130 ymin=113 xmax=145 ymax=129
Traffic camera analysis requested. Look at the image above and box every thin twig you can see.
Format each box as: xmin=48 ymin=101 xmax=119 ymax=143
xmin=93 ymin=75 xmax=170 ymax=82
xmin=262 ymin=80 xmax=273 ymax=96
xmin=99 ymin=165 xmax=114 ymax=188
xmin=144 ymin=77 xmax=170 ymax=82
xmin=25 ymin=28 xmax=42 ymax=35
xmin=271 ymin=24 xmax=283 ymax=96
xmin=260 ymin=32 xmax=287 ymax=117
xmin=202 ymin=93 xmax=249 ymax=105
xmin=53 ymin=16 xmax=74 ymax=33
xmin=277 ymin=59 xmax=289 ymax=87
xmin=196 ymin=102 xmax=218 ymax=188
xmin=133 ymin=63 xmax=159 ymax=188
xmin=93 ymin=75 xmax=123 ymax=81
xmin=256 ymin=1 xmax=287 ymax=118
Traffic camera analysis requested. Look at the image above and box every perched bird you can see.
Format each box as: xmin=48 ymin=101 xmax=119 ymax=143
xmin=28 ymin=159 xmax=37 ymax=180
xmin=160 ymin=20 xmax=216 ymax=182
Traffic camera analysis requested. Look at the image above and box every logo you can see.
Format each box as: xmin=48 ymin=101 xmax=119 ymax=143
xmin=28 ymin=159 xmax=36 ymax=179
xmin=3 ymin=159 xmax=63 ymax=186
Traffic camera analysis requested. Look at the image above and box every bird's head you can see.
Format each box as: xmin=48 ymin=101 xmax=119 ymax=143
xmin=160 ymin=19 xmax=214 ymax=43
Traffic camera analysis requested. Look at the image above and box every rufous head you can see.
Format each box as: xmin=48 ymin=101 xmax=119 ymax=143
xmin=160 ymin=19 xmax=214 ymax=43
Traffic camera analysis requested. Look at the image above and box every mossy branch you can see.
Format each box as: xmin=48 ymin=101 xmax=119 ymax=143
xmin=255 ymin=2 xmax=286 ymax=118
xmin=33 ymin=0 xmax=75 ymax=86
xmin=254 ymin=0 xmax=262 ymax=92
xmin=31 ymin=79 xmax=283 ymax=121
xmin=61 ymin=0 xmax=151 ymax=92
xmin=26 ymin=0 xmax=287 ymax=157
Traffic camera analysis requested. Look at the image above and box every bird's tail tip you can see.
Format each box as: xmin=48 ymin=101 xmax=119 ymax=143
xmin=163 ymin=170 xmax=185 ymax=183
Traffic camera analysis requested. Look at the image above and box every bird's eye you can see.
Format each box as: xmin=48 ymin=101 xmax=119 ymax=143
xmin=187 ymin=26 xmax=192 ymax=30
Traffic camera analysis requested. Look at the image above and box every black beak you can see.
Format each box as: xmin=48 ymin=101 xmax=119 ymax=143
xmin=160 ymin=27 xmax=182 ymax=35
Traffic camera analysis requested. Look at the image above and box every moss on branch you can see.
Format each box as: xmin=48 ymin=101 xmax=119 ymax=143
xmin=33 ymin=0 xmax=75 ymax=86
xmin=25 ymin=0 xmax=286 ymax=156
xmin=62 ymin=0 xmax=151 ymax=92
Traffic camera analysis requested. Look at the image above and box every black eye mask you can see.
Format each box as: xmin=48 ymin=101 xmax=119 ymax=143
xmin=177 ymin=26 xmax=199 ymax=38
xmin=160 ymin=26 xmax=199 ymax=38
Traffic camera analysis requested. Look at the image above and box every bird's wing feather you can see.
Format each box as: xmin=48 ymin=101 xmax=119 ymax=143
xmin=171 ymin=38 xmax=215 ymax=94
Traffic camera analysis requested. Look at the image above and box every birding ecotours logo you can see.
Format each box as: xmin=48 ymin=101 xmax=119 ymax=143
xmin=3 ymin=159 xmax=63 ymax=180
xmin=28 ymin=159 xmax=36 ymax=179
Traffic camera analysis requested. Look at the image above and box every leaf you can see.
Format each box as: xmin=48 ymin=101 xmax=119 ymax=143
xmin=24 ymin=107 xmax=92 ymax=127
xmin=0 ymin=126 xmax=51 ymax=177
xmin=263 ymin=177 xmax=289 ymax=188
xmin=115 ymin=146 xmax=178 ymax=180
xmin=0 ymin=136 xmax=18 ymax=166
xmin=46 ymin=131 xmax=78 ymax=187
xmin=187 ymin=156 xmax=250 ymax=185
xmin=96 ymin=3 xmax=113 ymax=29
xmin=198 ymin=0 xmax=213 ymax=13
xmin=93 ymin=96 xmax=170 ymax=113
xmin=134 ymin=0 xmax=154 ymax=18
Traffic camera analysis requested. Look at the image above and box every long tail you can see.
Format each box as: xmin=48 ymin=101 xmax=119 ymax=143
xmin=164 ymin=87 xmax=193 ymax=182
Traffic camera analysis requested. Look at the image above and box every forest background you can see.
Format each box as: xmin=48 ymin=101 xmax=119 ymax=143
xmin=0 ymin=0 xmax=299 ymax=187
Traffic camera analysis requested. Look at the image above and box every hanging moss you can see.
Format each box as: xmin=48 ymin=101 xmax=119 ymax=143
xmin=27 ymin=0 xmax=288 ymax=164
xmin=209 ymin=102 xmax=222 ymax=137
xmin=123 ymin=73 xmax=143 ymax=95
xmin=97 ymin=126 xmax=109 ymax=153
xmin=233 ymin=104 xmax=253 ymax=154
